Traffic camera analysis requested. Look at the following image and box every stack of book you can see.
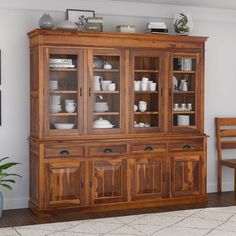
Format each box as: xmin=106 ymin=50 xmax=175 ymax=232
xmin=86 ymin=17 xmax=103 ymax=32
xmin=49 ymin=59 xmax=75 ymax=68
xmin=146 ymin=22 xmax=168 ymax=34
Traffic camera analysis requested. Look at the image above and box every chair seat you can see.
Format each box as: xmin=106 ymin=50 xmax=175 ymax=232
xmin=222 ymin=159 xmax=236 ymax=168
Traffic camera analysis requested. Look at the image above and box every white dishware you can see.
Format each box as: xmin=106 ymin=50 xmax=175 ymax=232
xmin=93 ymin=118 xmax=114 ymax=128
xmin=134 ymin=105 xmax=138 ymax=112
xmin=65 ymin=102 xmax=76 ymax=113
xmin=139 ymin=106 xmax=147 ymax=112
xmin=50 ymin=95 xmax=61 ymax=105
xmin=65 ymin=99 xmax=75 ymax=107
xmin=177 ymin=115 xmax=190 ymax=126
xmin=103 ymin=62 xmax=112 ymax=70
xmin=173 ymin=76 xmax=178 ymax=90
xmin=141 ymin=81 xmax=148 ymax=91
xmin=183 ymin=58 xmax=192 ymax=71
xmin=134 ymin=81 xmax=141 ymax=91
xmin=142 ymin=77 xmax=149 ymax=83
xmin=149 ymin=82 xmax=157 ymax=91
xmin=139 ymin=101 xmax=147 ymax=106
xmin=49 ymin=80 xmax=58 ymax=90
xmin=108 ymin=83 xmax=116 ymax=91
xmin=50 ymin=104 xmax=61 ymax=113
xmin=173 ymin=103 xmax=179 ymax=111
xmin=54 ymin=123 xmax=75 ymax=129
xmin=139 ymin=122 xmax=145 ymax=128
xmin=180 ymin=103 xmax=187 ymax=111
xmin=55 ymin=20 xmax=77 ymax=30
xmin=101 ymin=80 xmax=112 ymax=91
xmin=144 ymin=123 xmax=150 ymax=127
xmin=94 ymin=76 xmax=103 ymax=91
xmin=187 ymin=103 xmax=192 ymax=111
xmin=94 ymin=102 xmax=109 ymax=112
xmin=93 ymin=57 xmax=103 ymax=68
xmin=134 ymin=121 xmax=139 ymax=128
xmin=179 ymin=79 xmax=188 ymax=91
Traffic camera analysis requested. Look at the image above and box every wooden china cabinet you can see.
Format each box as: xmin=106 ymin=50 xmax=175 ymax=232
xmin=28 ymin=29 xmax=208 ymax=214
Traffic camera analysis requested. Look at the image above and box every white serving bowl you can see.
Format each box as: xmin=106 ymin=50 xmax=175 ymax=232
xmin=93 ymin=118 xmax=114 ymax=128
xmin=50 ymin=105 xmax=61 ymax=113
xmin=54 ymin=123 xmax=75 ymax=129
xmin=94 ymin=102 xmax=109 ymax=112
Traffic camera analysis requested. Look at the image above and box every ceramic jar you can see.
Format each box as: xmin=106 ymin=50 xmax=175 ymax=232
xmin=39 ymin=12 xmax=54 ymax=29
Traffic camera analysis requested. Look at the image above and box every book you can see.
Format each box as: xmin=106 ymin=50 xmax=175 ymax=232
xmin=146 ymin=28 xmax=168 ymax=33
xmin=87 ymin=17 xmax=103 ymax=23
xmin=147 ymin=24 xmax=167 ymax=29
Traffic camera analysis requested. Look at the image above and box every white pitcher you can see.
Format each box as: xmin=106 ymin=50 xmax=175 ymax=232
xmin=179 ymin=79 xmax=188 ymax=91
xmin=94 ymin=76 xmax=103 ymax=91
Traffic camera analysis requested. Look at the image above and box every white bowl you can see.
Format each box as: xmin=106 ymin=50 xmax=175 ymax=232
xmin=55 ymin=123 xmax=75 ymax=129
xmin=55 ymin=20 xmax=77 ymax=30
xmin=93 ymin=118 xmax=114 ymax=128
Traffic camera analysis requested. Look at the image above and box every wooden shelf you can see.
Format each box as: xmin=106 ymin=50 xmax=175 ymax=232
xmin=173 ymin=70 xmax=195 ymax=74
xmin=134 ymin=69 xmax=159 ymax=73
xmin=94 ymin=69 xmax=119 ymax=72
xmin=173 ymin=91 xmax=195 ymax=94
xmin=94 ymin=112 xmax=120 ymax=115
xmin=135 ymin=91 xmax=158 ymax=94
xmin=173 ymin=111 xmax=195 ymax=114
xmin=134 ymin=112 xmax=159 ymax=115
xmin=50 ymin=68 xmax=77 ymax=72
xmin=94 ymin=91 xmax=120 ymax=94
xmin=173 ymin=125 xmax=196 ymax=128
xmin=50 ymin=90 xmax=77 ymax=94
xmin=50 ymin=113 xmax=78 ymax=116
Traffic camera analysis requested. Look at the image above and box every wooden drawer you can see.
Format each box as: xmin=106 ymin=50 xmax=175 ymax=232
xmin=131 ymin=143 xmax=167 ymax=153
xmin=168 ymin=140 xmax=203 ymax=152
xmin=44 ymin=143 xmax=84 ymax=158
xmin=88 ymin=145 xmax=127 ymax=156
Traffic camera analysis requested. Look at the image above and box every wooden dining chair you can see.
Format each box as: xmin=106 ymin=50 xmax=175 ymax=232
xmin=215 ymin=117 xmax=236 ymax=198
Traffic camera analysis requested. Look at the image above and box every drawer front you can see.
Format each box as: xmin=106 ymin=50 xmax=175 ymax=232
xmin=168 ymin=140 xmax=203 ymax=152
xmin=44 ymin=143 xmax=84 ymax=158
xmin=131 ymin=143 xmax=167 ymax=153
xmin=88 ymin=145 xmax=127 ymax=156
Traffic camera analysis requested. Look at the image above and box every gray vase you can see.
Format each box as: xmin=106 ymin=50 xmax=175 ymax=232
xmin=39 ymin=12 xmax=54 ymax=29
xmin=0 ymin=191 xmax=3 ymax=217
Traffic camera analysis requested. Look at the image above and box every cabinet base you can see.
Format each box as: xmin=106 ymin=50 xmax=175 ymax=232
xmin=29 ymin=195 xmax=208 ymax=216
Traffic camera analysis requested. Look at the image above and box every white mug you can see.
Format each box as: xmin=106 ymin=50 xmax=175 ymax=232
xmin=149 ymin=82 xmax=157 ymax=91
xmin=65 ymin=102 xmax=76 ymax=113
xmin=101 ymin=80 xmax=112 ymax=91
xmin=187 ymin=103 xmax=192 ymax=110
xmin=141 ymin=82 xmax=148 ymax=91
xmin=134 ymin=81 xmax=141 ymax=91
xmin=108 ymin=83 xmax=116 ymax=91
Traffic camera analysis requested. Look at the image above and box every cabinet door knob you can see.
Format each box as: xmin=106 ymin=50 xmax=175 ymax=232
xmin=80 ymin=87 xmax=83 ymax=96
xmin=104 ymin=148 xmax=113 ymax=153
xmin=60 ymin=150 xmax=70 ymax=155
xmin=183 ymin=144 xmax=191 ymax=150
xmin=144 ymin=146 xmax=153 ymax=151
xmin=89 ymin=88 xmax=91 ymax=96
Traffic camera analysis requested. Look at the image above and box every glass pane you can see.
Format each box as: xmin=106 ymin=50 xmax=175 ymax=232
xmin=93 ymin=55 xmax=120 ymax=129
xmin=49 ymin=54 xmax=78 ymax=130
xmin=172 ymin=56 xmax=196 ymax=127
xmin=133 ymin=56 xmax=159 ymax=129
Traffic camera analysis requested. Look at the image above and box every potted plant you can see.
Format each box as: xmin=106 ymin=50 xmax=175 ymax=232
xmin=0 ymin=157 xmax=21 ymax=217
xmin=173 ymin=13 xmax=193 ymax=35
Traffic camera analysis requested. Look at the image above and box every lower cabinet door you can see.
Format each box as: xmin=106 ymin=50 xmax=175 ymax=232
xmin=45 ymin=161 xmax=84 ymax=207
xmin=89 ymin=158 xmax=127 ymax=204
xmin=171 ymin=152 xmax=202 ymax=197
xmin=130 ymin=154 xmax=167 ymax=201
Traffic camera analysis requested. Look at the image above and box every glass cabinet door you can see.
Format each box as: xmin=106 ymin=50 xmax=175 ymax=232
xmin=130 ymin=51 xmax=163 ymax=133
xmin=44 ymin=48 xmax=83 ymax=136
xmin=171 ymin=53 xmax=200 ymax=132
xmin=88 ymin=49 xmax=124 ymax=134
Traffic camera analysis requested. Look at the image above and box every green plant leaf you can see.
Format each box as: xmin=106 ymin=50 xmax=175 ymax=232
xmin=0 ymin=183 xmax=12 ymax=190
xmin=0 ymin=173 xmax=22 ymax=179
xmin=0 ymin=179 xmax=16 ymax=184
xmin=0 ymin=163 xmax=21 ymax=173
xmin=0 ymin=157 xmax=9 ymax=163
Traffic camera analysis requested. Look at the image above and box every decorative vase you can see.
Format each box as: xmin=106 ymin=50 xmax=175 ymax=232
xmin=173 ymin=13 xmax=193 ymax=35
xmin=0 ymin=191 xmax=3 ymax=217
xmin=39 ymin=12 xmax=54 ymax=29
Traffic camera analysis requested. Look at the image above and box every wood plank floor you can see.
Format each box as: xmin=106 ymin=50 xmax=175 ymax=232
xmin=0 ymin=192 xmax=235 ymax=228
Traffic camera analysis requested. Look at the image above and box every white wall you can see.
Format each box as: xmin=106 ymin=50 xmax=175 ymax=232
xmin=0 ymin=0 xmax=236 ymax=209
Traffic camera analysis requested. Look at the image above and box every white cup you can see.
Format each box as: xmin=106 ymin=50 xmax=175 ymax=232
xmin=180 ymin=103 xmax=187 ymax=111
xmin=49 ymin=80 xmax=58 ymax=90
xmin=149 ymin=82 xmax=157 ymax=91
xmin=139 ymin=122 xmax=145 ymax=128
xmin=141 ymin=82 xmax=148 ymax=91
xmin=173 ymin=103 xmax=179 ymax=111
xmin=101 ymin=80 xmax=112 ymax=91
xmin=108 ymin=83 xmax=116 ymax=91
xmin=139 ymin=101 xmax=147 ymax=106
xmin=65 ymin=102 xmax=76 ymax=113
xmin=187 ymin=103 xmax=192 ymax=111
xmin=134 ymin=81 xmax=141 ymax=91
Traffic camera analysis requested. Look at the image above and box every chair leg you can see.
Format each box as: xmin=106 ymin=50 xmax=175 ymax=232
xmin=234 ymin=169 xmax=236 ymax=199
xmin=218 ymin=164 xmax=222 ymax=193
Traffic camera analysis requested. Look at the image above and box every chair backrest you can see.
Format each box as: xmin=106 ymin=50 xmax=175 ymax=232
xmin=215 ymin=118 xmax=236 ymax=161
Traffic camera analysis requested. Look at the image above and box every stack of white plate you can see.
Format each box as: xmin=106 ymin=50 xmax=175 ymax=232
xmin=50 ymin=58 xmax=75 ymax=68
xmin=177 ymin=115 xmax=190 ymax=126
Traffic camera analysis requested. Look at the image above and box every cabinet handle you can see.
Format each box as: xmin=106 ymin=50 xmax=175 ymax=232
xmin=90 ymin=178 xmax=93 ymax=188
xmin=59 ymin=150 xmax=70 ymax=155
xmin=81 ymin=177 xmax=84 ymax=189
xmin=144 ymin=146 xmax=153 ymax=151
xmin=183 ymin=144 xmax=191 ymax=150
xmin=89 ymin=88 xmax=91 ymax=96
xmin=80 ymin=87 xmax=83 ymax=96
xmin=168 ymin=88 xmax=172 ymax=96
xmin=104 ymin=148 xmax=113 ymax=153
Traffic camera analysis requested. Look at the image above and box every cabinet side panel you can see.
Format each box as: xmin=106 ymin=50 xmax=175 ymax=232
xmin=29 ymin=141 xmax=39 ymax=206
xmin=30 ymin=48 xmax=39 ymax=138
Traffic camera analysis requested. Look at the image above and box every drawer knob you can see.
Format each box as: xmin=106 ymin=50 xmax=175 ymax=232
xmin=104 ymin=148 xmax=113 ymax=153
xmin=60 ymin=150 xmax=70 ymax=155
xmin=144 ymin=146 xmax=153 ymax=151
xmin=183 ymin=144 xmax=191 ymax=150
